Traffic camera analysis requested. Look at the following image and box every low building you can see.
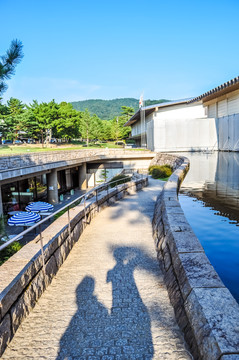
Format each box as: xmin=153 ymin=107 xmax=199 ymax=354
xmin=190 ymin=76 xmax=239 ymax=151
xmin=126 ymin=76 xmax=239 ymax=152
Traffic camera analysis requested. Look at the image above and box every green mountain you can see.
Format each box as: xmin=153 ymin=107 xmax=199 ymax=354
xmin=71 ymin=98 xmax=169 ymax=120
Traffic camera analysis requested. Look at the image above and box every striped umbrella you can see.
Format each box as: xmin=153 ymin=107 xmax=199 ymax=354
xmin=8 ymin=212 xmax=41 ymax=226
xmin=25 ymin=201 xmax=54 ymax=213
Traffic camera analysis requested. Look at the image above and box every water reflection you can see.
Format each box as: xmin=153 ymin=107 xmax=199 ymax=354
xmin=180 ymin=152 xmax=239 ymax=222
xmin=177 ymin=152 xmax=239 ymax=303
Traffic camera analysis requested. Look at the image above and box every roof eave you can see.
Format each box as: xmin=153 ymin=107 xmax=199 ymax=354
xmin=189 ymin=76 xmax=239 ymax=103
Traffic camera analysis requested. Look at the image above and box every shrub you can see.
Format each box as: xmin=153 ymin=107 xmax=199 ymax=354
xmin=149 ymin=165 xmax=173 ymax=179
xmin=0 ymin=241 xmax=23 ymax=266
xmin=109 ymin=174 xmax=131 ymax=188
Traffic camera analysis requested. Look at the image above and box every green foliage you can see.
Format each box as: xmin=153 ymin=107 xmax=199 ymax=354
xmin=0 ymin=241 xmax=23 ymax=266
xmin=149 ymin=165 xmax=173 ymax=179
xmin=99 ymin=169 xmax=109 ymax=182
xmin=71 ymin=98 xmax=170 ymax=120
xmin=109 ymin=174 xmax=131 ymax=188
xmin=0 ymin=39 xmax=24 ymax=95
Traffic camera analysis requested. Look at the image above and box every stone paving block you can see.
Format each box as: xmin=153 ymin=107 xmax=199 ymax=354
xmin=220 ymin=356 xmax=239 ymax=360
xmin=185 ymin=287 xmax=239 ymax=360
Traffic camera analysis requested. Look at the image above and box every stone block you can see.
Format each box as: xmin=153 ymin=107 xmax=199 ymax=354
xmin=185 ymin=288 xmax=239 ymax=360
xmin=163 ymin=190 xmax=178 ymax=201
xmin=161 ymin=244 xmax=172 ymax=271
xmin=116 ymin=191 xmax=123 ymax=200
xmin=30 ymin=268 xmax=46 ymax=302
xmin=221 ymin=356 xmax=239 ymax=360
xmin=163 ymin=211 xmax=190 ymax=233
xmin=108 ymin=196 xmax=116 ymax=205
xmin=164 ymin=203 xmax=185 ymax=215
xmin=45 ymin=255 xmax=58 ymax=286
xmin=11 ymin=280 xmax=37 ymax=334
xmin=0 ymin=259 xmax=38 ymax=318
xmin=172 ymin=252 xmax=224 ymax=300
xmin=0 ymin=314 xmax=11 ymax=357
xmin=164 ymin=180 xmax=178 ymax=192
xmin=54 ymin=243 xmax=66 ymax=268
xmin=166 ymin=227 xmax=204 ymax=255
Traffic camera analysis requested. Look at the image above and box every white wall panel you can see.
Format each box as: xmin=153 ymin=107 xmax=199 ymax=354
xmin=218 ymin=99 xmax=227 ymax=117
xmin=208 ymin=104 xmax=217 ymax=118
xmin=153 ymin=118 xmax=218 ymax=152
xmin=228 ymin=94 xmax=239 ymax=115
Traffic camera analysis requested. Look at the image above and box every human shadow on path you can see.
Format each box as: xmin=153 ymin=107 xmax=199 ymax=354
xmin=56 ymin=276 xmax=110 ymax=359
xmin=107 ymin=247 xmax=154 ymax=359
xmin=56 ymin=247 xmax=154 ymax=360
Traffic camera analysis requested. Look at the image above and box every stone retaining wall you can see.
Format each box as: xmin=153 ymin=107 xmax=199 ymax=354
xmin=0 ymin=176 xmax=148 ymax=356
xmin=152 ymin=154 xmax=239 ymax=360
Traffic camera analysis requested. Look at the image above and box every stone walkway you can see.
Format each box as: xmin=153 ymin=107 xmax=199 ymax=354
xmin=2 ymin=178 xmax=193 ymax=360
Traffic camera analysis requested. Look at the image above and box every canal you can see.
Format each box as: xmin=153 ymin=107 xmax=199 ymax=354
xmin=177 ymin=151 xmax=239 ymax=303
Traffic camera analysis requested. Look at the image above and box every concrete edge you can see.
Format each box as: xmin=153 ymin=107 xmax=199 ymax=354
xmin=151 ymin=153 xmax=239 ymax=360
xmin=0 ymin=176 xmax=148 ymax=356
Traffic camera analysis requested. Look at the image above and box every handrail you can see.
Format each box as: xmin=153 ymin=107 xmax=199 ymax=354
xmin=0 ymin=173 xmax=144 ymax=253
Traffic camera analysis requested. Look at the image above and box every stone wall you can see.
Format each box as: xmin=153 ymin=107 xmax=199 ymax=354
xmin=0 ymin=176 xmax=148 ymax=356
xmin=0 ymin=149 xmax=153 ymax=172
xmin=152 ymin=154 xmax=239 ymax=360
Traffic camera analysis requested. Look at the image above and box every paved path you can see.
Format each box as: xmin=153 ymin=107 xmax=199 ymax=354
xmin=2 ymin=178 xmax=192 ymax=360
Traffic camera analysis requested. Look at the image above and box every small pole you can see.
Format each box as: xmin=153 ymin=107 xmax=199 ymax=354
xmin=67 ymin=206 xmax=71 ymax=242
xmin=107 ymin=183 xmax=109 ymax=204
xmin=39 ymin=224 xmax=46 ymax=274
xmin=84 ymin=195 xmax=87 ymax=223
xmin=96 ymin=188 xmax=99 ymax=212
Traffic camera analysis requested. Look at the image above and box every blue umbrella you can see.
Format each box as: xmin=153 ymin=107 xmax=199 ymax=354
xmin=25 ymin=201 xmax=54 ymax=213
xmin=8 ymin=212 xmax=41 ymax=226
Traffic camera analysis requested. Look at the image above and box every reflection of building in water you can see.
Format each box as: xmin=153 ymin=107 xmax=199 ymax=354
xmin=180 ymin=152 xmax=239 ymax=221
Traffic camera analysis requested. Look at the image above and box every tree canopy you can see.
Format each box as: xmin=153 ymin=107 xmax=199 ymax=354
xmin=0 ymin=99 xmax=132 ymax=144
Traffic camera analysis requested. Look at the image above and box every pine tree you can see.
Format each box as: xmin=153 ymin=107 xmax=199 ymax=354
xmin=0 ymin=39 xmax=23 ymax=96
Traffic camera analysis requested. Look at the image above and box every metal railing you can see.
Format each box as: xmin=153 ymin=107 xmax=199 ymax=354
xmin=0 ymin=173 xmax=146 ymax=272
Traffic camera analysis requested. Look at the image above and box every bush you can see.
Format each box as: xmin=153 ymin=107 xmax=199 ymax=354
xmin=109 ymin=174 xmax=131 ymax=188
xmin=149 ymin=164 xmax=173 ymax=179
xmin=0 ymin=241 xmax=23 ymax=266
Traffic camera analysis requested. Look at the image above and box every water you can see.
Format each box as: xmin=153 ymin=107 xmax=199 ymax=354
xmin=177 ymin=152 xmax=239 ymax=303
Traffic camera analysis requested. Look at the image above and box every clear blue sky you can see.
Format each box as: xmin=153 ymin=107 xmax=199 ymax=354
xmin=1 ymin=0 xmax=239 ymax=104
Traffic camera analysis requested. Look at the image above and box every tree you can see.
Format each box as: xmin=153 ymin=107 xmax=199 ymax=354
xmin=80 ymin=109 xmax=96 ymax=146
xmin=55 ymin=102 xmax=81 ymax=140
xmin=0 ymin=39 xmax=23 ymax=96
xmin=0 ymin=98 xmax=25 ymax=140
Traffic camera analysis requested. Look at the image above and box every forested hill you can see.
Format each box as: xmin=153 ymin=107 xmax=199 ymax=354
xmin=71 ymin=98 xmax=169 ymax=120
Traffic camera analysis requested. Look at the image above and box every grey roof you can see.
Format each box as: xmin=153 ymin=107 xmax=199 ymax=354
xmin=189 ymin=76 xmax=239 ymax=103
xmin=124 ymin=98 xmax=192 ymax=127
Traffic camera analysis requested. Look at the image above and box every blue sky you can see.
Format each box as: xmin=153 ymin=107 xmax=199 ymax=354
xmin=1 ymin=0 xmax=239 ymax=104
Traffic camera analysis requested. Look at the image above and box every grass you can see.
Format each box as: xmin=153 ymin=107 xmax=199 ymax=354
xmin=0 ymin=142 xmax=145 ymax=156
xmin=159 ymin=177 xmax=170 ymax=181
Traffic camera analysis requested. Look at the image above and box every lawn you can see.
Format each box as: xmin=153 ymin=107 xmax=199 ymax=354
xmin=0 ymin=142 xmax=132 ymax=155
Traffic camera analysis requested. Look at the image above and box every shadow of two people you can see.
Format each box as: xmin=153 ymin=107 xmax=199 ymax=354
xmin=56 ymin=246 xmax=155 ymax=360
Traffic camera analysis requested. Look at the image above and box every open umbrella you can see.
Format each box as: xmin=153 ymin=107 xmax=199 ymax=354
xmin=8 ymin=211 xmax=41 ymax=227
xmin=25 ymin=201 xmax=54 ymax=213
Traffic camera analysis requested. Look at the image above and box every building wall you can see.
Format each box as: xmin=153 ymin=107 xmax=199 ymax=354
xmin=151 ymin=117 xmax=218 ymax=152
xmin=206 ymin=89 xmax=239 ymax=151
xmin=146 ymin=102 xmax=218 ymax=152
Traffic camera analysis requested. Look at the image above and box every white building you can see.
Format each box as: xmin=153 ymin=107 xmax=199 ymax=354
xmin=125 ymin=76 xmax=239 ymax=152
xmin=191 ymin=76 xmax=239 ymax=151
